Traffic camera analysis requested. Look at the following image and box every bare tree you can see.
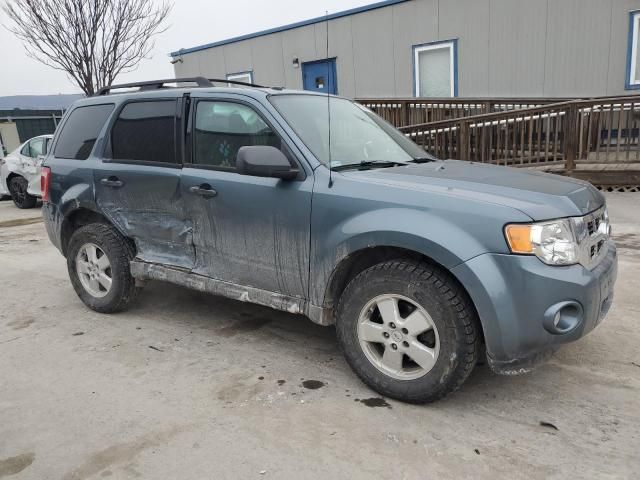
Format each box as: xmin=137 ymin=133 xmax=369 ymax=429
xmin=3 ymin=0 xmax=172 ymax=95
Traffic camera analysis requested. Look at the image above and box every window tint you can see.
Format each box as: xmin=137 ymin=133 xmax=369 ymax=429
xmin=29 ymin=138 xmax=45 ymax=157
xmin=111 ymin=100 xmax=177 ymax=164
xmin=20 ymin=143 xmax=30 ymax=156
xmin=54 ymin=104 xmax=114 ymax=160
xmin=194 ymin=101 xmax=280 ymax=168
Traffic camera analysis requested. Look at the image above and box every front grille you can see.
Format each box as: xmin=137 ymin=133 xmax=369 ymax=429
xmin=574 ymin=207 xmax=610 ymax=269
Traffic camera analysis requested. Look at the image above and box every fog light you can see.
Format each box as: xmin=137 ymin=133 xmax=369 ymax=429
xmin=543 ymin=301 xmax=583 ymax=334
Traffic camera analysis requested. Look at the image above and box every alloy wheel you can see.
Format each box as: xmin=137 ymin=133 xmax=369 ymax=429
xmin=357 ymin=294 xmax=440 ymax=380
xmin=75 ymin=243 xmax=112 ymax=298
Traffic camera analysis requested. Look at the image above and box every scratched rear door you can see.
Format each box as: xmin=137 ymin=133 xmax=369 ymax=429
xmin=94 ymin=95 xmax=195 ymax=269
xmin=180 ymin=93 xmax=312 ymax=299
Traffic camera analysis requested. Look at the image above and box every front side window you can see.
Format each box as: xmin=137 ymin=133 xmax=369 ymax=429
xmin=110 ymin=100 xmax=177 ymax=164
xmin=194 ymin=101 xmax=280 ymax=168
xmin=54 ymin=104 xmax=114 ymax=160
xmin=270 ymin=95 xmax=429 ymax=167
xmin=413 ymin=40 xmax=457 ymax=97
xmin=627 ymin=11 xmax=640 ymax=89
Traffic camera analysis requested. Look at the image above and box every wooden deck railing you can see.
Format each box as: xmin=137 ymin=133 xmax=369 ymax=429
xmin=358 ymin=97 xmax=571 ymax=127
xmin=366 ymin=96 xmax=640 ymax=187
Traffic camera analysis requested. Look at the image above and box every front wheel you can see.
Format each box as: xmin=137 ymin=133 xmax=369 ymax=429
xmin=336 ymin=260 xmax=481 ymax=403
xmin=8 ymin=176 xmax=38 ymax=209
xmin=66 ymin=223 xmax=140 ymax=313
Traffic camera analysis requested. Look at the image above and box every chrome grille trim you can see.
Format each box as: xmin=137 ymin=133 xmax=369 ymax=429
xmin=571 ymin=206 xmax=610 ymax=269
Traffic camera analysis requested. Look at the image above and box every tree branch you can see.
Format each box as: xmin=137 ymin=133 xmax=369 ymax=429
xmin=2 ymin=0 xmax=172 ymax=95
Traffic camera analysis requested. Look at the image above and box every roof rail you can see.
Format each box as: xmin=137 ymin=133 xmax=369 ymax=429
xmin=96 ymin=77 xmax=213 ymax=96
xmin=96 ymin=76 xmax=266 ymax=96
xmin=209 ymin=78 xmax=265 ymax=88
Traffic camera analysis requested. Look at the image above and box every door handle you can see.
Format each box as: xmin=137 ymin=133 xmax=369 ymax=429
xmin=189 ymin=185 xmax=217 ymax=198
xmin=100 ymin=177 xmax=124 ymax=188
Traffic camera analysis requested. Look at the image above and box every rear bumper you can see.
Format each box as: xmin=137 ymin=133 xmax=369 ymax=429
xmin=452 ymin=242 xmax=617 ymax=374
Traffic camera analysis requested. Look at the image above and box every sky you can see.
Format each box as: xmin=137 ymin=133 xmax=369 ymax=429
xmin=0 ymin=0 xmax=373 ymax=95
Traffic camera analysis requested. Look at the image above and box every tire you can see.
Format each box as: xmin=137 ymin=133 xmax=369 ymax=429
xmin=336 ymin=260 xmax=481 ymax=404
xmin=66 ymin=223 xmax=140 ymax=313
xmin=8 ymin=176 xmax=38 ymax=209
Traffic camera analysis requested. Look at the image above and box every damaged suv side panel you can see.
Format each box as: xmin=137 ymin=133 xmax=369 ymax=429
xmin=93 ymin=96 xmax=195 ymax=269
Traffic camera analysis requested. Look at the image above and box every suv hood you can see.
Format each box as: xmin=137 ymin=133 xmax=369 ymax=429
xmin=343 ymin=160 xmax=604 ymax=221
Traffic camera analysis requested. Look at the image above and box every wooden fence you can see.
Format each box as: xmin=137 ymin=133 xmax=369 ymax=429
xmin=358 ymin=97 xmax=570 ymax=127
xmin=358 ymin=96 xmax=640 ymax=188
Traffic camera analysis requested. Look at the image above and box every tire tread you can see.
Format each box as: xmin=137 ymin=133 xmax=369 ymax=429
xmin=336 ymin=259 xmax=481 ymax=403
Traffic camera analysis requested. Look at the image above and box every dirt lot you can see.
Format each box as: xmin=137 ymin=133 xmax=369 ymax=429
xmin=1 ymin=195 xmax=639 ymax=480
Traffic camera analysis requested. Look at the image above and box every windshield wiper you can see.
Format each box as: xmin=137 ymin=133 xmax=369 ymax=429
xmin=411 ymin=156 xmax=437 ymax=163
xmin=332 ymin=160 xmax=409 ymax=171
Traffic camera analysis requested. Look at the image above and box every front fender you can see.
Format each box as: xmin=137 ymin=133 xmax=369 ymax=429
xmin=309 ymin=205 xmax=530 ymax=306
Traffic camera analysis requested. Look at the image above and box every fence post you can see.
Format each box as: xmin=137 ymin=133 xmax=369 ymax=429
xmin=564 ymin=103 xmax=578 ymax=173
xmin=459 ymin=122 xmax=470 ymax=160
xmin=404 ymin=100 xmax=411 ymax=127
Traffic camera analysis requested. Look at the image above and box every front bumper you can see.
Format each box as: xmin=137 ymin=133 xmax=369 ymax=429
xmin=452 ymin=241 xmax=617 ymax=374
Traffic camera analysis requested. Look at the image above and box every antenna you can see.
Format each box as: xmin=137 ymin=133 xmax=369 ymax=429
xmin=326 ymin=10 xmax=334 ymax=188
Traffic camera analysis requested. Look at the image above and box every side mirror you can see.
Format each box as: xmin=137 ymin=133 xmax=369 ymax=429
xmin=236 ymin=146 xmax=298 ymax=180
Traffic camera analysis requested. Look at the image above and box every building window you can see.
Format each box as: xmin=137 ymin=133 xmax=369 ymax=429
xmin=413 ymin=40 xmax=458 ymax=97
xmin=627 ymin=11 xmax=640 ymax=89
xmin=227 ymin=71 xmax=253 ymax=87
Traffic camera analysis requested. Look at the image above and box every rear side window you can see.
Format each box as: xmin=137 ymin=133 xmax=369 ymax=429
xmin=54 ymin=104 xmax=114 ymax=160
xmin=110 ymin=100 xmax=177 ymax=164
xmin=29 ymin=138 xmax=45 ymax=157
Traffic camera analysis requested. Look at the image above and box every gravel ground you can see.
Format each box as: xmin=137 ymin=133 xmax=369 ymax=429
xmin=0 ymin=194 xmax=639 ymax=480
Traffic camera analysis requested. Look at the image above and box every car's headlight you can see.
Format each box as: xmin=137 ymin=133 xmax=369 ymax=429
xmin=505 ymin=219 xmax=578 ymax=266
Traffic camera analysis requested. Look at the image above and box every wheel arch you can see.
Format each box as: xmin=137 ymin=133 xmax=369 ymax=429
xmin=6 ymin=171 xmax=24 ymax=184
xmin=60 ymin=207 xmax=133 ymax=257
xmin=321 ymin=244 xmax=484 ymax=344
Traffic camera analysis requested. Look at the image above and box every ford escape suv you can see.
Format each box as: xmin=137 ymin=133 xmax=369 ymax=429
xmin=41 ymin=78 xmax=617 ymax=403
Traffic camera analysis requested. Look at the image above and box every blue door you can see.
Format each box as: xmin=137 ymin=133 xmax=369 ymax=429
xmin=302 ymin=59 xmax=337 ymax=94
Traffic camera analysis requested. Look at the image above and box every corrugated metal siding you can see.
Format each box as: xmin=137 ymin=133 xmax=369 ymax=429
xmin=173 ymin=0 xmax=640 ymax=98
xmin=544 ymin=0 xmax=612 ymax=97
xmin=391 ymin=0 xmax=439 ymax=96
xmin=488 ymin=0 xmax=548 ymax=97
xmin=0 ymin=110 xmax=62 ymax=143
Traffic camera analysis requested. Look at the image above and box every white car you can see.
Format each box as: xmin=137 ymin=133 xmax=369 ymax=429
xmin=0 ymin=134 xmax=53 ymax=208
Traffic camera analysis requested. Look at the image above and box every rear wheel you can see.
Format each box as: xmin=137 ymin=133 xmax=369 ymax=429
xmin=67 ymin=223 xmax=140 ymax=313
xmin=336 ymin=260 xmax=481 ymax=403
xmin=8 ymin=176 xmax=37 ymax=209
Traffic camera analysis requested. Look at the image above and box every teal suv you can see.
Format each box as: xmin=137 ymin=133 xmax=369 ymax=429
xmin=41 ymin=78 xmax=617 ymax=403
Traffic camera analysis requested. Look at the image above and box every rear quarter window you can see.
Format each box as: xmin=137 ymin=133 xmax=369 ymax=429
xmin=54 ymin=104 xmax=114 ymax=160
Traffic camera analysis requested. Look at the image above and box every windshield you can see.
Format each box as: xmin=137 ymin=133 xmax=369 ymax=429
xmin=269 ymin=94 xmax=433 ymax=167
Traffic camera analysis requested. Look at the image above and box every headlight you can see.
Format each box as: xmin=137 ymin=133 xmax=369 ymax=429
xmin=505 ymin=219 xmax=578 ymax=266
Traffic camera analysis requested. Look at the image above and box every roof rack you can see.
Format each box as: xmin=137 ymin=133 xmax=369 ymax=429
xmin=95 ymin=76 xmax=265 ymax=96
xmin=212 ymin=78 xmax=265 ymax=88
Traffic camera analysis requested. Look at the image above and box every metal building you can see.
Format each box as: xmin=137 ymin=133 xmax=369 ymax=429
xmin=171 ymin=0 xmax=640 ymax=99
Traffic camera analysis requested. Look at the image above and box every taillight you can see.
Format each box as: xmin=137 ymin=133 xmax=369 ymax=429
xmin=41 ymin=166 xmax=51 ymax=202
